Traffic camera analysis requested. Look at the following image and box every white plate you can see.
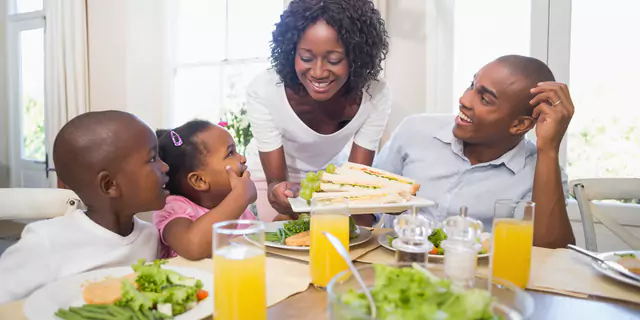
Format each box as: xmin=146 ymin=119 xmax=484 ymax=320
xmin=288 ymin=196 xmax=436 ymax=214
xmin=261 ymin=221 xmax=373 ymax=251
xmin=377 ymin=230 xmax=490 ymax=260
xmin=24 ymin=265 xmax=213 ymax=320
xmin=591 ymin=250 xmax=640 ymax=289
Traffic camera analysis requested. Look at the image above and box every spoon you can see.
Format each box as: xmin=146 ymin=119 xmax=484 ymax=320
xmin=324 ymin=231 xmax=377 ymax=319
xmin=567 ymin=244 xmax=640 ymax=282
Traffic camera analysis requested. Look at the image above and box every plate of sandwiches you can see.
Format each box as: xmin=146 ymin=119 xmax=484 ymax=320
xmin=288 ymin=162 xmax=435 ymax=214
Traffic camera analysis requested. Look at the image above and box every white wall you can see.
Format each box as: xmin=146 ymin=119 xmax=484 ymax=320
xmin=0 ymin=3 xmax=9 ymax=188
xmin=87 ymin=0 xmax=171 ymax=130
xmin=380 ymin=0 xmax=428 ymax=145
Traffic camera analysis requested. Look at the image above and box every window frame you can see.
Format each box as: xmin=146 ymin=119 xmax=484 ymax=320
xmin=6 ymin=2 xmax=47 ymax=187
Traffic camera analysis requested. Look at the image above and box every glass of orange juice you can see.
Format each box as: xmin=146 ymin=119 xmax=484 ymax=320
xmin=491 ymin=200 xmax=535 ymax=289
xmin=310 ymin=197 xmax=350 ymax=289
xmin=212 ymin=220 xmax=266 ymax=320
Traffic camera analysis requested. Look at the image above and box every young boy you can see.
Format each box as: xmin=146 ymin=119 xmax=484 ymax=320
xmin=0 ymin=111 xmax=169 ymax=303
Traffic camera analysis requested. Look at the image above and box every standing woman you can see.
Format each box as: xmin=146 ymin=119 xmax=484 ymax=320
xmin=245 ymin=0 xmax=390 ymax=225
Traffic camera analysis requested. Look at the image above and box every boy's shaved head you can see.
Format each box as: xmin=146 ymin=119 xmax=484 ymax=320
xmin=53 ymin=110 xmax=169 ymax=235
xmin=53 ymin=111 xmax=159 ymax=202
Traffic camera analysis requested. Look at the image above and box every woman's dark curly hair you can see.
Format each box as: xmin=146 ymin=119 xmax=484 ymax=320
xmin=270 ymin=0 xmax=389 ymax=97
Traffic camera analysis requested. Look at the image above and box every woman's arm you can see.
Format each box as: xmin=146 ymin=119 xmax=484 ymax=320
xmin=348 ymin=143 xmax=376 ymax=166
xmin=260 ymin=147 xmax=300 ymax=216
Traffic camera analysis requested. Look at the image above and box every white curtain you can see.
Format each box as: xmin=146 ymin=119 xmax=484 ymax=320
xmin=44 ymin=0 xmax=90 ymax=187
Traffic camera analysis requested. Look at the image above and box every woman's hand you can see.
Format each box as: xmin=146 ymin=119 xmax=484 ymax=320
xmin=268 ymin=181 xmax=301 ymax=216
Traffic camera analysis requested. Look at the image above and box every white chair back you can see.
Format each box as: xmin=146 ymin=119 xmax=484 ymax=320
xmin=0 ymin=188 xmax=82 ymax=220
xmin=570 ymin=178 xmax=640 ymax=251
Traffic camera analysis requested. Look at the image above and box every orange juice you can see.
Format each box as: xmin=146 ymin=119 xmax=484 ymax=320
xmin=491 ymin=219 xmax=534 ymax=288
xmin=310 ymin=214 xmax=350 ymax=288
xmin=214 ymin=245 xmax=266 ymax=320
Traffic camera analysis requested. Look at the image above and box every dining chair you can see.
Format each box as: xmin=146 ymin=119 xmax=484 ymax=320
xmin=570 ymin=178 xmax=640 ymax=252
xmin=0 ymin=188 xmax=82 ymax=221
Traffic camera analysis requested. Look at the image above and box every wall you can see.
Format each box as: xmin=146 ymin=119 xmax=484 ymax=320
xmin=0 ymin=3 xmax=9 ymax=188
xmin=380 ymin=0 xmax=428 ymax=145
xmin=86 ymin=0 xmax=171 ymax=130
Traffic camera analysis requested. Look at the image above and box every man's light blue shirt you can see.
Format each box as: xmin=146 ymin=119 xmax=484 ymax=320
xmin=374 ymin=114 xmax=568 ymax=229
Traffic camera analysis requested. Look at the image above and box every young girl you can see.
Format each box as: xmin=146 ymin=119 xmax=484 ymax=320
xmin=154 ymin=120 xmax=258 ymax=260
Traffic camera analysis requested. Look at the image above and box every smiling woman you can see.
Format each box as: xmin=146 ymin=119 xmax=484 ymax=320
xmin=244 ymin=0 xmax=390 ymax=223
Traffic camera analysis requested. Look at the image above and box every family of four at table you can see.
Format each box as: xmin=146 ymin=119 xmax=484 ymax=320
xmin=245 ymin=0 xmax=575 ymax=249
xmin=0 ymin=0 xmax=576 ymax=305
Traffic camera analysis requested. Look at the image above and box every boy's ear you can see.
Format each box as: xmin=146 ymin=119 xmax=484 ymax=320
xmin=97 ymin=171 xmax=120 ymax=198
xmin=187 ymin=172 xmax=209 ymax=191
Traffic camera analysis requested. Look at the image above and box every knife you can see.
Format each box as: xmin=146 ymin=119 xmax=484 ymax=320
xmin=567 ymin=244 xmax=640 ymax=283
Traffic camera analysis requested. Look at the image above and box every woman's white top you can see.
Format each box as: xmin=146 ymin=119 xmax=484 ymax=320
xmin=245 ymin=70 xmax=392 ymax=182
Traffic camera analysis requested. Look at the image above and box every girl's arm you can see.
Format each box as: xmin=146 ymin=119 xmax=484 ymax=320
xmin=162 ymin=170 xmax=257 ymax=260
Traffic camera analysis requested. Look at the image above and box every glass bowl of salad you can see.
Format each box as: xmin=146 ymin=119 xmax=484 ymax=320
xmin=327 ymin=263 xmax=534 ymax=320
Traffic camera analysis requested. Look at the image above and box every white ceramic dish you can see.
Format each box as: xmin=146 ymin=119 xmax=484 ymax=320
xmin=591 ymin=250 xmax=640 ymax=289
xmin=24 ymin=265 xmax=213 ymax=320
xmin=288 ymin=196 xmax=436 ymax=214
xmin=377 ymin=230 xmax=490 ymax=260
xmin=261 ymin=221 xmax=372 ymax=251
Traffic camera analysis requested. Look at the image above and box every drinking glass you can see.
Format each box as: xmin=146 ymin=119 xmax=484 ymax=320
xmin=310 ymin=197 xmax=350 ymax=289
xmin=213 ymin=220 xmax=266 ymax=320
xmin=491 ymin=200 xmax=535 ymax=288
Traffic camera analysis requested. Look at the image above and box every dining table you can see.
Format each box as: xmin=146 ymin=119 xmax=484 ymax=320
xmin=1 ymin=227 xmax=640 ymax=320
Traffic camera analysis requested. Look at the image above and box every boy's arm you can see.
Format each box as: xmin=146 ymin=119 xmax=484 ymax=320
xmin=0 ymin=227 xmax=52 ymax=303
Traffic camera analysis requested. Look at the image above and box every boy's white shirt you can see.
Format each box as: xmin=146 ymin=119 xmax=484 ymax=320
xmin=0 ymin=210 xmax=159 ymax=304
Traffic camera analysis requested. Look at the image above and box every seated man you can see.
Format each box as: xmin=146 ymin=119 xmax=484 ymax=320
xmin=376 ymin=55 xmax=575 ymax=249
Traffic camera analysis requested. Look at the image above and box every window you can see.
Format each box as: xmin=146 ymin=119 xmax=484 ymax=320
xmin=451 ymin=0 xmax=531 ymax=111
xmin=7 ymin=1 xmax=46 ymax=162
xmin=11 ymin=0 xmax=43 ymax=14
xmin=566 ymin=0 xmax=640 ymax=179
xmin=426 ymin=0 xmax=537 ymax=114
xmin=171 ymin=0 xmax=284 ymax=127
xmin=6 ymin=0 xmax=48 ymax=187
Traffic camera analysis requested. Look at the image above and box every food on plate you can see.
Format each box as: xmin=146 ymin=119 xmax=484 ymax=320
xmin=265 ymin=214 xmax=359 ymax=247
xmin=618 ymin=256 xmax=640 ymax=275
xmin=386 ymin=228 xmax=490 ymax=256
xmin=55 ymin=260 xmax=208 ymax=319
xmin=298 ymin=162 xmax=420 ymax=206
xmin=285 ymin=231 xmax=311 ymax=246
xmin=337 ymin=162 xmax=421 ymax=194
xmin=312 ymin=189 xmax=412 ymax=204
xmin=83 ymin=273 xmax=137 ymax=305
xmin=615 ymin=253 xmax=637 ymax=259
xmin=338 ymin=263 xmax=502 ymax=319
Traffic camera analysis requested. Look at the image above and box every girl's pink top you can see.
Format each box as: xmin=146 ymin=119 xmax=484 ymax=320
xmin=153 ymin=195 xmax=256 ymax=258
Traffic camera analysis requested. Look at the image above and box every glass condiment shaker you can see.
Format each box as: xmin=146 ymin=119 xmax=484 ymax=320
xmin=440 ymin=206 xmax=483 ymax=288
xmin=392 ymin=208 xmax=435 ymax=265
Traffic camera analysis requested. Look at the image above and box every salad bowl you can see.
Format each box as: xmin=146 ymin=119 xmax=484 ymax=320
xmin=327 ymin=263 xmax=534 ymax=320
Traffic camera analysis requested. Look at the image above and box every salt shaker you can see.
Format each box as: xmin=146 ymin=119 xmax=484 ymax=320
xmin=440 ymin=206 xmax=483 ymax=288
xmin=392 ymin=208 xmax=434 ymax=265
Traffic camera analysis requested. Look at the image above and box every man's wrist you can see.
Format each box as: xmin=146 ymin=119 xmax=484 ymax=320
xmin=536 ymin=147 xmax=560 ymax=160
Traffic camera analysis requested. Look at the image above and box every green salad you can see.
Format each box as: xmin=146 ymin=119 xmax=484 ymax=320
xmin=339 ymin=264 xmax=502 ymax=320
xmin=387 ymin=228 xmax=488 ymax=256
xmin=265 ymin=214 xmax=358 ymax=245
xmin=55 ymin=260 xmax=208 ymax=320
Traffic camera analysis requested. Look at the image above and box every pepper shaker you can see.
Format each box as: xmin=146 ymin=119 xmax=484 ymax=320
xmin=392 ymin=207 xmax=435 ymax=265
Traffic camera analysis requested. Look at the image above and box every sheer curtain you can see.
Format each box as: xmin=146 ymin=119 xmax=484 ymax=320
xmin=44 ymin=0 xmax=90 ymax=187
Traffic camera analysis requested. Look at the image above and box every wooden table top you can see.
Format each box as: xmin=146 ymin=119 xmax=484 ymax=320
xmin=267 ymin=285 xmax=640 ymax=320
